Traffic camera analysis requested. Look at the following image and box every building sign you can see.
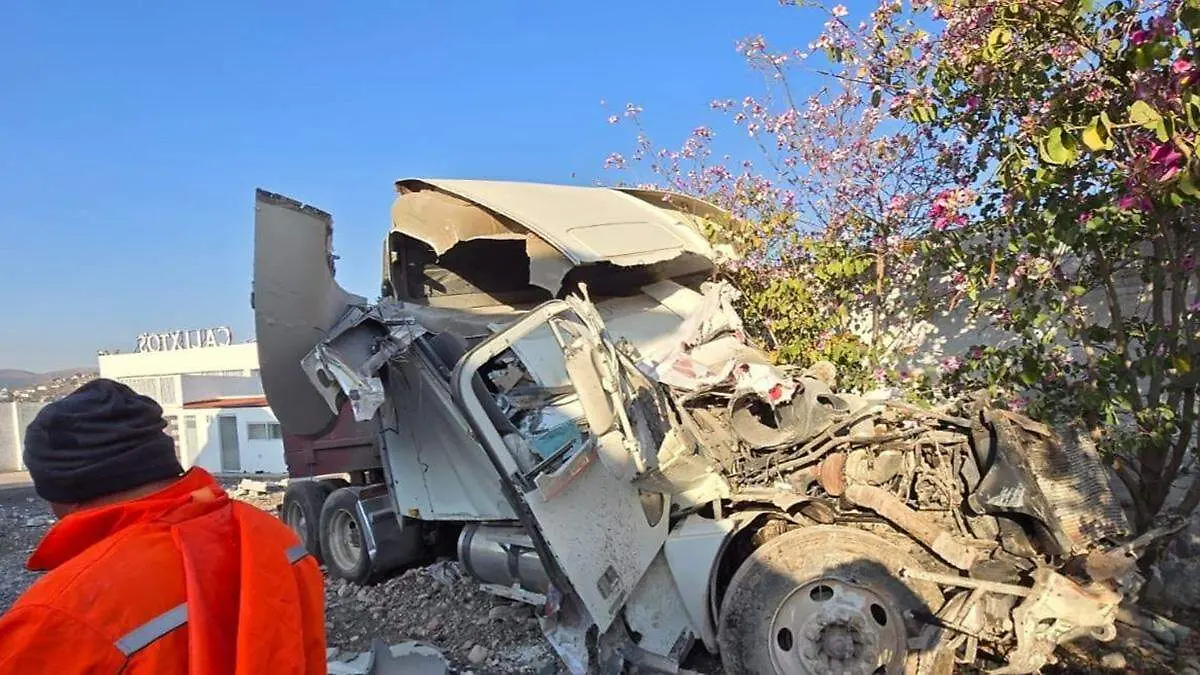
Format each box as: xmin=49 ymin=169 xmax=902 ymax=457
xmin=136 ymin=327 xmax=233 ymax=353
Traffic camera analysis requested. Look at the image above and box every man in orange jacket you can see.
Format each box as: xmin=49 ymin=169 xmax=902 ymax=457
xmin=0 ymin=379 xmax=327 ymax=674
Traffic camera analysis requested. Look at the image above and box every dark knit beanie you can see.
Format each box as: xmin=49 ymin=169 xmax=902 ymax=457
xmin=23 ymin=378 xmax=184 ymax=503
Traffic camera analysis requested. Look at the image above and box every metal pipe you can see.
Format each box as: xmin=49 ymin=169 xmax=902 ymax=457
xmin=843 ymin=483 xmax=978 ymax=570
xmin=899 ymin=568 xmax=1031 ymax=597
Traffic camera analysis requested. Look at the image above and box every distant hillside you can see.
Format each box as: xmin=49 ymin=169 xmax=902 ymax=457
xmin=0 ymin=368 xmax=99 ymax=390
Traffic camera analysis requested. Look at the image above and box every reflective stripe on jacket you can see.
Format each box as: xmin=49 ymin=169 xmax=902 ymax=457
xmin=0 ymin=468 xmax=326 ymax=674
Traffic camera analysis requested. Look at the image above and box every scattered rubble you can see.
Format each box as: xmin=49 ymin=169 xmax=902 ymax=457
xmin=2 ymin=477 xmax=1193 ymax=673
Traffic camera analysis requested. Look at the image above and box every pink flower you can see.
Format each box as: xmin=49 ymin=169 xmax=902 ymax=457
xmin=968 ymin=346 xmax=984 ymax=360
xmin=1118 ymin=194 xmax=1151 ymax=211
xmin=966 ymin=95 xmax=981 ymax=111
xmin=1129 ymin=28 xmax=1151 ymax=45
xmin=1077 ymin=211 xmax=1092 ymax=223
xmin=1008 ymin=396 xmax=1028 ymax=413
xmin=939 ymin=355 xmax=963 ymax=374
xmin=831 ymin=4 xmax=848 ymax=17
xmin=607 ymin=115 xmax=619 ymax=125
xmin=1174 ymin=58 xmax=1193 ymax=75
xmin=1148 ymin=142 xmax=1184 ymax=181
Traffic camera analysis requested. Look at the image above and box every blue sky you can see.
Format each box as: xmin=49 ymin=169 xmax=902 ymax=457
xmin=0 ymin=1 xmax=823 ymax=372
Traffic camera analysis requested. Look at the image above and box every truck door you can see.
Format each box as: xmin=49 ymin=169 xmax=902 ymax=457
xmin=451 ymin=299 xmax=670 ymax=632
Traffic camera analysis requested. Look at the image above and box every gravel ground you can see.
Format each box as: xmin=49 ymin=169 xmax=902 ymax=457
xmin=0 ymin=477 xmax=1193 ymax=674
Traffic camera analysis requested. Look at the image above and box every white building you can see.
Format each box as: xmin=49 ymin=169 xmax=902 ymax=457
xmin=96 ymin=333 xmax=287 ymax=475
xmin=0 ymin=402 xmax=49 ymax=472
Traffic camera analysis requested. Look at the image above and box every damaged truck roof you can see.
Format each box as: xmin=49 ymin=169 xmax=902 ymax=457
xmin=391 ymin=179 xmax=721 ymax=293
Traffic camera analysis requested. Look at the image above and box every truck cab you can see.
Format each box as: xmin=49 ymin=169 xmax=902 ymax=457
xmin=254 ymin=180 xmax=1141 ymax=675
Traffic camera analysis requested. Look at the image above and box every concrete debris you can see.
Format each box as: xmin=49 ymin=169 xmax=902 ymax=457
xmin=326 ymin=639 xmax=450 ymax=675
xmin=237 ymin=479 xmax=269 ymax=495
xmin=23 ymin=516 xmax=51 ymax=528
xmin=466 ymin=644 xmax=489 ymax=665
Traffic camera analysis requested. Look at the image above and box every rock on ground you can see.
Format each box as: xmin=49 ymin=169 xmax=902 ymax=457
xmin=2 ymin=476 xmax=1192 ymax=674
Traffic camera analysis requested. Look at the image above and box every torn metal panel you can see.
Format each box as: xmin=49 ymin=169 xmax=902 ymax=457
xmin=389 ymin=188 xmax=526 ymax=256
xmin=300 ymin=303 xmax=427 ymax=422
xmin=396 ymin=178 xmax=718 ymax=269
xmin=253 ymin=189 xmax=366 ymax=436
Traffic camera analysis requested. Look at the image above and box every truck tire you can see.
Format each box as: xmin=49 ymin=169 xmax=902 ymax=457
xmin=281 ymin=481 xmax=329 ymax=565
xmin=319 ymin=487 xmax=380 ymax=584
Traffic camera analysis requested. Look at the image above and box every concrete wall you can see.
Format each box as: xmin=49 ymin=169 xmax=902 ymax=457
xmin=0 ymin=402 xmax=48 ymax=472
xmin=864 ymin=254 xmax=1163 ymax=372
xmin=0 ymin=403 xmax=18 ymax=472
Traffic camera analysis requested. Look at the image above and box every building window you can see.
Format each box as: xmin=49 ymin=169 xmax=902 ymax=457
xmin=247 ymin=422 xmax=282 ymax=441
xmin=118 ymin=376 xmax=177 ymax=406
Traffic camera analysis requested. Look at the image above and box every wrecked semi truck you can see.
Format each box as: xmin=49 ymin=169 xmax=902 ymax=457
xmin=253 ymin=180 xmax=1146 ymax=674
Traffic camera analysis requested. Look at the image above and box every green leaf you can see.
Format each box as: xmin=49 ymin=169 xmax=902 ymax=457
xmin=1040 ymin=127 xmax=1077 ymax=165
xmin=1129 ymin=100 xmax=1162 ymax=129
xmin=870 ymin=88 xmax=882 ymax=108
xmin=1069 ymin=285 xmax=1087 ymax=296
xmin=1082 ymin=117 xmax=1114 ymax=151
xmin=1155 ymin=118 xmax=1170 ymax=142
xmin=1180 ymin=170 xmax=1200 ymax=198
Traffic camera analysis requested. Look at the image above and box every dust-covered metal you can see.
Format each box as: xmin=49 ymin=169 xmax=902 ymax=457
xmin=254 ymin=183 xmax=1144 ymax=675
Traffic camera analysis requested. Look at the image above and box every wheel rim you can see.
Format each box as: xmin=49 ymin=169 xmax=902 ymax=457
xmin=284 ymin=501 xmax=306 ymax=538
xmin=327 ymin=509 xmax=363 ymax=572
xmin=769 ymin=578 xmax=906 ymax=675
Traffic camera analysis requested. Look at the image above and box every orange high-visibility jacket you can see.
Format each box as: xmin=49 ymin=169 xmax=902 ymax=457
xmin=0 ymin=468 xmax=326 ymax=674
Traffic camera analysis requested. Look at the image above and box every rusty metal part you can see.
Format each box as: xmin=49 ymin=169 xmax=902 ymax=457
xmin=1085 ymin=517 xmax=1185 ymax=582
xmin=843 ymin=483 xmax=978 ymax=570
xmin=974 ymin=410 xmax=1129 ymax=556
xmin=991 ymin=568 xmax=1122 ymax=674
xmin=899 ymin=568 xmax=1032 ymax=597
xmin=883 ymin=400 xmax=972 ymax=428
xmin=800 ymin=501 xmax=838 ymax=524
xmin=818 ymin=453 xmax=846 ymax=496
xmin=844 ymin=448 xmax=904 ymax=486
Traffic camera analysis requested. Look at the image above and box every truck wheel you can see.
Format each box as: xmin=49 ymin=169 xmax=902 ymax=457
xmin=717 ymin=526 xmax=950 ymax=675
xmin=281 ymin=481 xmax=329 ymax=565
xmin=319 ymin=487 xmax=378 ymax=584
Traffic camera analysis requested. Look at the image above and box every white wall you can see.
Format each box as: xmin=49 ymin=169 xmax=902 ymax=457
xmin=180 ymin=375 xmax=262 ymax=403
xmin=183 ymin=407 xmax=285 ymax=475
xmin=0 ymin=403 xmax=49 ymax=472
xmin=99 ymin=343 xmax=259 ymax=379
xmin=0 ymin=403 xmax=19 ymax=472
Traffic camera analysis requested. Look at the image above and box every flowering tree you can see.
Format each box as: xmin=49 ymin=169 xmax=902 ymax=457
xmin=609 ymin=0 xmax=1200 ymax=531
xmin=896 ymin=0 xmax=1200 ymax=531
xmin=606 ymin=17 xmax=966 ymax=390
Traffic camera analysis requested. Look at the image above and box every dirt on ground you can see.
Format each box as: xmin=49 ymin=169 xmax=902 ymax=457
xmin=0 ymin=478 xmax=1194 ymax=674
